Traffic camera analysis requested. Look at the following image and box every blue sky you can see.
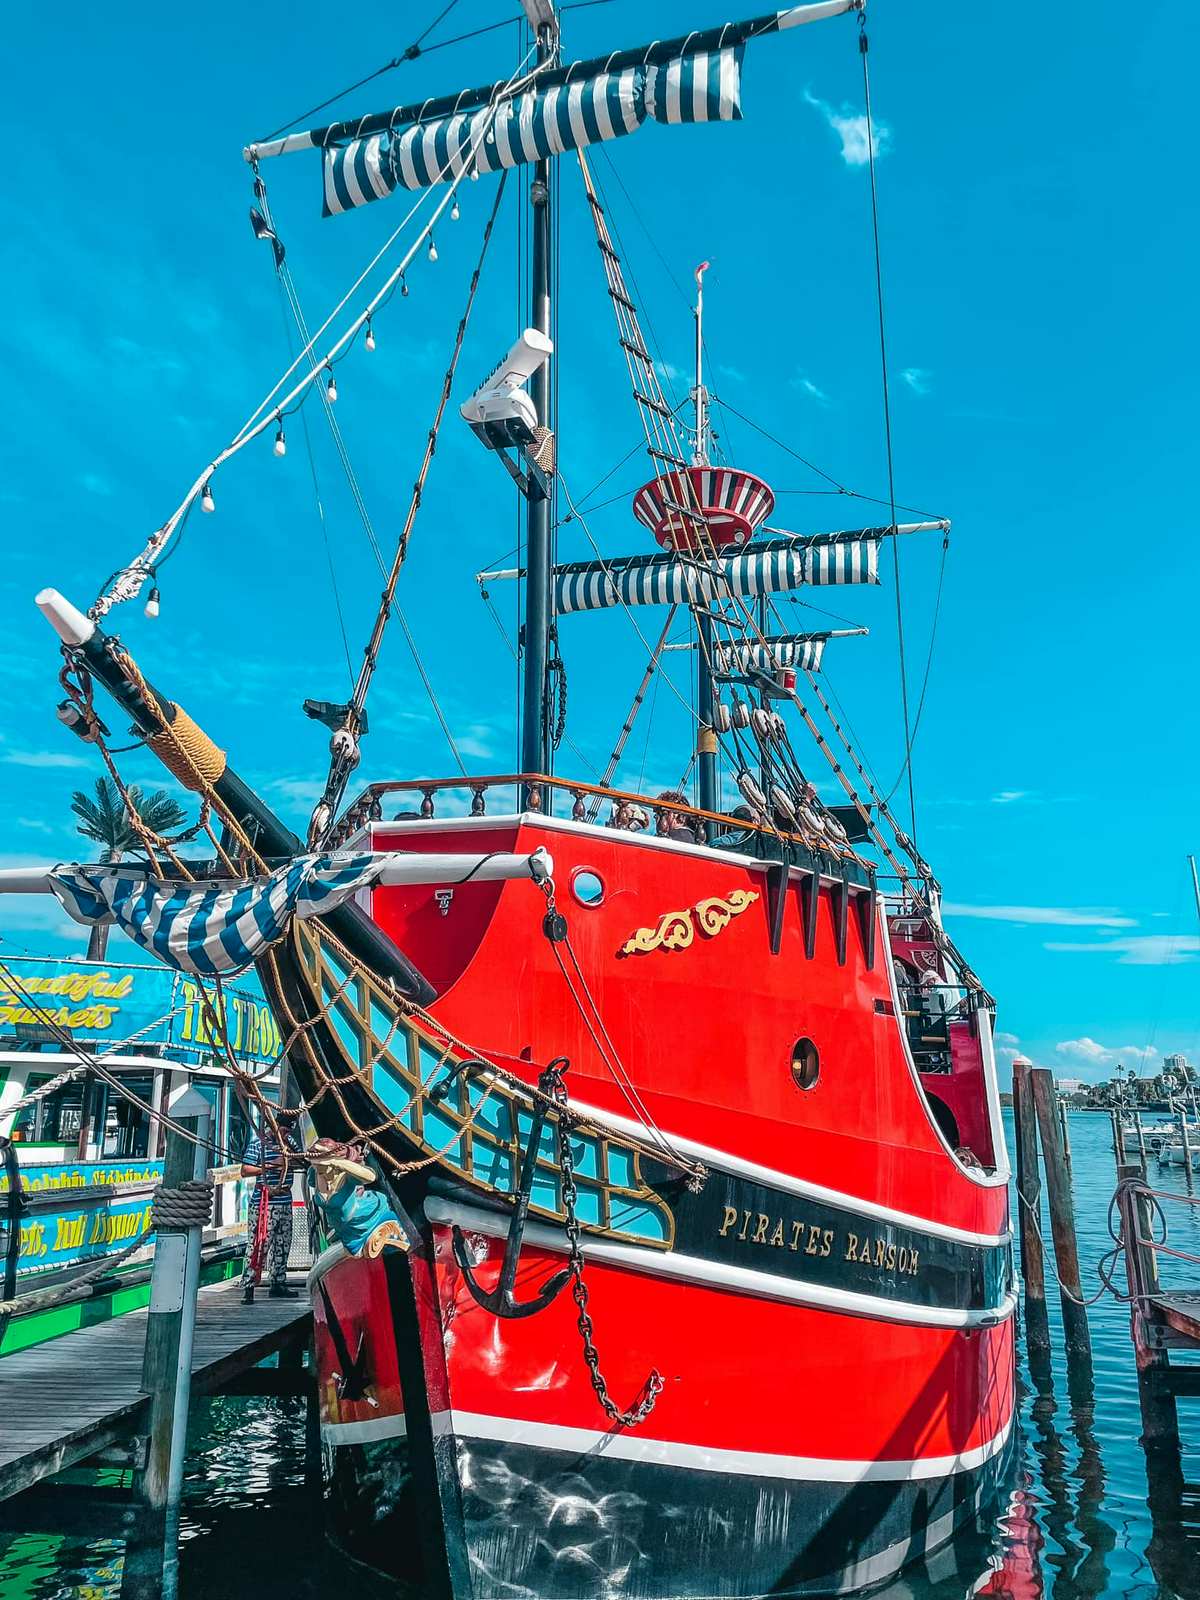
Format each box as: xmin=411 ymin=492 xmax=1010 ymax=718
xmin=0 ymin=1 xmax=1196 ymax=1083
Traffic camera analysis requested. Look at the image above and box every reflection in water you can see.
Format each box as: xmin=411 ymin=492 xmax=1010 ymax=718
xmin=1 ymin=1117 xmax=1200 ymax=1598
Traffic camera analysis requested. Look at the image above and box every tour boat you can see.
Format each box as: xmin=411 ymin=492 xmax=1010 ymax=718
xmin=12 ymin=0 xmax=1016 ymax=1593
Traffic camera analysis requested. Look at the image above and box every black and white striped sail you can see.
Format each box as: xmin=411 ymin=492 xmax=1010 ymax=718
xmin=244 ymin=3 xmax=860 ymax=216
xmin=714 ymin=630 xmax=861 ymax=673
xmin=552 ymin=529 xmax=885 ymax=616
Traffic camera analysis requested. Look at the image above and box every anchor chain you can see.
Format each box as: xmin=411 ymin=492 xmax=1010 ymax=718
xmin=541 ymin=1058 xmax=664 ymax=1428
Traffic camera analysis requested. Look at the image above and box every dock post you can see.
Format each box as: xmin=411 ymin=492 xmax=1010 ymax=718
xmin=1178 ymin=1107 xmax=1194 ymax=1195
xmin=123 ymin=1087 xmax=212 ymax=1600
xmin=1111 ymin=1108 xmax=1127 ymax=1166
xmin=1135 ymin=1116 xmax=1148 ymax=1171
xmin=1012 ymin=1060 xmax=1051 ymax=1362
xmin=1115 ymin=1163 xmax=1179 ymax=1448
xmin=1057 ymin=1097 xmax=1072 ymax=1174
xmin=1030 ymin=1066 xmax=1092 ymax=1370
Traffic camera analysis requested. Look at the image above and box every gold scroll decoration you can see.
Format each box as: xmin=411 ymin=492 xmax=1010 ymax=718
xmin=620 ymin=889 xmax=759 ymax=957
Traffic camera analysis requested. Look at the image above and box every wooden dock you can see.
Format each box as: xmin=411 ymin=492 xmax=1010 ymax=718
xmin=0 ymin=1276 xmax=311 ymax=1504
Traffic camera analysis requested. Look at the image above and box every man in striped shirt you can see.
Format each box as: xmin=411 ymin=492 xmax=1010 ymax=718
xmin=240 ymin=1109 xmax=302 ymax=1303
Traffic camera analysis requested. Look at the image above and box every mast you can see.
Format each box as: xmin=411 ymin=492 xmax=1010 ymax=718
xmin=519 ymin=2 xmax=557 ymax=803
xmin=692 ymin=261 xmax=718 ymax=818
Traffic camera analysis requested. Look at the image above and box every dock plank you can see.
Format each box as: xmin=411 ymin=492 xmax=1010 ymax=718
xmin=0 ymin=1278 xmax=310 ymax=1502
xmin=1149 ymin=1291 xmax=1200 ymax=1345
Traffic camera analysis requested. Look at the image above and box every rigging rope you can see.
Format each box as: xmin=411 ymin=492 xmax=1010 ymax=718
xmin=858 ymin=10 xmax=918 ymax=852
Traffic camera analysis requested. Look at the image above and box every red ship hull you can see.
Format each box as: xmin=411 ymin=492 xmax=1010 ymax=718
xmin=292 ymin=804 xmax=1016 ymax=1597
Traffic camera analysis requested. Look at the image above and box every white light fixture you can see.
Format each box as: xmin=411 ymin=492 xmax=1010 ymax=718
xmin=201 ymin=482 xmax=215 ymax=513
xmin=144 ymin=585 xmax=161 ymax=620
xmin=325 ymin=367 xmax=338 ymax=402
xmin=451 ymin=198 xmax=460 ymax=221
xmin=364 ymin=320 xmax=376 ymax=352
xmin=273 ymin=423 xmax=287 ymax=456
xmin=427 ymin=237 xmax=438 ymax=263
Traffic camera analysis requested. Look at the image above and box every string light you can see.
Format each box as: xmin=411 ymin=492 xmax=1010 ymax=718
xmin=400 ymin=274 xmax=410 ymax=298
xmin=450 ymin=198 xmax=460 ymax=222
xmin=427 ymin=236 xmax=438 ymax=263
xmin=201 ymin=482 xmax=215 ymax=513
xmin=273 ymin=419 xmax=287 ymax=457
xmin=364 ymin=319 xmax=376 ymax=352
xmin=325 ymin=366 xmax=338 ymax=403
xmin=144 ymin=584 xmax=161 ymax=620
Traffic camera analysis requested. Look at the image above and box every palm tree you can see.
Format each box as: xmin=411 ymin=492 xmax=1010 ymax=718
xmin=70 ymin=777 xmax=187 ymax=960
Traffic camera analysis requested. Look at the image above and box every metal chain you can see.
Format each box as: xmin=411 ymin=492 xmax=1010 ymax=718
xmin=541 ymin=1058 xmax=663 ymax=1428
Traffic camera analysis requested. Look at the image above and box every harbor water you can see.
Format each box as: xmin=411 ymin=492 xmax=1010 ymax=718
xmin=1 ymin=1112 xmax=1198 ymax=1600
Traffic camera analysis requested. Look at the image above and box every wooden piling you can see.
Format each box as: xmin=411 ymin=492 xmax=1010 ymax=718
xmin=1179 ymin=1107 xmax=1194 ymax=1195
xmin=124 ymin=1089 xmax=212 ymax=1600
xmin=1112 ymin=1108 xmax=1127 ymax=1166
xmin=1057 ymin=1097 xmax=1073 ymax=1174
xmin=1030 ymin=1065 xmax=1092 ymax=1368
xmin=1135 ymin=1115 xmax=1148 ymax=1171
xmin=1012 ymin=1060 xmax=1051 ymax=1361
xmin=1115 ymin=1162 xmax=1180 ymax=1447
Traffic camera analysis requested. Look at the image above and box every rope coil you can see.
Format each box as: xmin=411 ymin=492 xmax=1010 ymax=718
xmin=151 ymin=1179 xmax=214 ymax=1232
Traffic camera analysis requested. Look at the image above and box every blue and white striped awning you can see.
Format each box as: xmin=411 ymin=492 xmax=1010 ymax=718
xmin=553 ymin=536 xmax=880 ymax=615
xmin=48 ymin=855 xmax=386 ymax=978
xmin=322 ymin=48 xmax=742 ymax=215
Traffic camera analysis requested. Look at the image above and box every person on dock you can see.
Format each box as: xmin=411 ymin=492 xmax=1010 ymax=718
xmin=240 ymin=1108 xmax=302 ymax=1304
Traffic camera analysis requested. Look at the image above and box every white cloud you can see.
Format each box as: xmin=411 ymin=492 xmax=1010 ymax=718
xmin=1044 ymin=935 xmax=1200 ymax=966
xmin=791 ymin=374 xmax=830 ymax=404
xmin=16 ymin=817 xmax=55 ymax=834
xmin=901 ymin=368 xmax=931 ymax=396
xmin=0 ymin=749 xmax=90 ymax=770
xmin=717 ymin=362 xmax=747 ymax=384
xmin=1055 ymin=1037 xmax=1158 ymax=1068
xmin=991 ymin=790 xmax=1028 ymax=804
xmin=942 ymin=903 xmax=1136 ymax=929
xmin=456 ymin=725 xmax=494 ymax=761
xmin=995 ymin=1031 xmax=1020 ymax=1046
xmin=262 ymin=776 xmax=323 ymax=809
xmin=654 ymin=359 xmax=682 ymax=384
xmin=803 ymin=90 xmax=892 ymax=167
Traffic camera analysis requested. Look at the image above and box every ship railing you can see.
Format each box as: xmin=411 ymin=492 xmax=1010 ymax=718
xmin=331 ymin=770 xmax=867 ymax=869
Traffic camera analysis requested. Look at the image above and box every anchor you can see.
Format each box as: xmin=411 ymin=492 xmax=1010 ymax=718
xmin=452 ymin=1067 xmax=572 ymax=1320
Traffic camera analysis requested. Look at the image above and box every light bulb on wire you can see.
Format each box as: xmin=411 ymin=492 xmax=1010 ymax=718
xmin=144 ymin=584 xmax=161 ymax=620
xmin=450 ymin=197 xmax=460 ymax=221
xmin=427 ymin=236 xmax=438 ymax=264
xmin=325 ymin=366 xmax=338 ymax=403
xmin=273 ymin=421 xmax=287 ymax=457
xmin=364 ymin=319 xmax=376 ymax=352
xmin=201 ymin=482 xmax=215 ymax=514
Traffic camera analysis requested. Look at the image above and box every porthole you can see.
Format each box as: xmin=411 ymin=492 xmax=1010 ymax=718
xmin=791 ymin=1037 xmax=820 ymax=1091
xmin=571 ymin=868 xmax=605 ymax=907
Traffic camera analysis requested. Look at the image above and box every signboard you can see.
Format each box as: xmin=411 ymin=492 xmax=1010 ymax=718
xmin=0 ymin=959 xmax=282 ymax=1065
xmin=2 ymin=1159 xmax=164 ymax=1194
xmin=17 ymin=1191 xmax=156 ymax=1273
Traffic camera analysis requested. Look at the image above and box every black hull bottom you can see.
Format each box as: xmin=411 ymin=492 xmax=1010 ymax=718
xmin=326 ymin=1428 xmax=1017 ymax=1600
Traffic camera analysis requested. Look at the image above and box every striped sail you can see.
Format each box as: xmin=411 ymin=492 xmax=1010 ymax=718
xmin=715 ymin=635 xmax=828 ymax=673
xmin=48 ymin=855 xmax=386 ymax=978
xmin=322 ymin=48 xmax=742 ymax=215
xmin=554 ymin=537 xmax=880 ymax=616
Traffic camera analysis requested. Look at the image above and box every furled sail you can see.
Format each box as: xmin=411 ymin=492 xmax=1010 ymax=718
xmin=244 ymin=3 xmax=860 ymax=216
xmin=553 ymin=531 xmax=882 ymax=615
xmin=48 ymin=854 xmax=387 ymax=977
xmin=715 ymin=632 xmax=831 ymax=673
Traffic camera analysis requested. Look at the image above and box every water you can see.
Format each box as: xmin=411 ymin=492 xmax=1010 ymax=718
xmin=2 ymin=1112 xmax=1200 ymax=1599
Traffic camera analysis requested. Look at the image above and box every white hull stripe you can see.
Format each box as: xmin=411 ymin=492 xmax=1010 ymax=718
xmin=425 ymin=1198 xmax=1015 ymax=1330
xmin=321 ymin=1413 xmax=409 ymax=1445
xmin=328 ymin=1406 xmax=1014 ymax=1486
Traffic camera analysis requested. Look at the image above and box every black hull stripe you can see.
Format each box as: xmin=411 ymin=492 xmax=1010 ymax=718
xmin=426 ymin=1197 xmax=1015 ymax=1327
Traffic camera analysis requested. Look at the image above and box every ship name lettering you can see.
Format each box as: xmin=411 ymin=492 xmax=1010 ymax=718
xmin=718 ymin=1208 xmax=907 ymax=1273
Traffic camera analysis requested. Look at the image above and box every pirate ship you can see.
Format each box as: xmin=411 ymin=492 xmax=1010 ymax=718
xmin=15 ymin=2 xmax=1015 ymax=1594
